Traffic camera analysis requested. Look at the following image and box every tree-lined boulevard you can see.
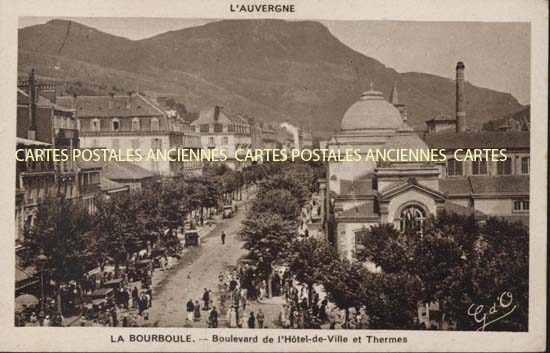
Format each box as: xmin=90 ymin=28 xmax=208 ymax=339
xmin=17 ymin=160 xmax=528 ymax=331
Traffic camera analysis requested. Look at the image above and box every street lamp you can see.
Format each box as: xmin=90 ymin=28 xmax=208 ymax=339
xmin=36 ymin=252 xmax=48 ymax=313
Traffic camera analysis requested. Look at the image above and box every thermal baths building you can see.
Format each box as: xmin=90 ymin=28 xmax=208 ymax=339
xmin=322 ymin=62 xmax=529 ymax=260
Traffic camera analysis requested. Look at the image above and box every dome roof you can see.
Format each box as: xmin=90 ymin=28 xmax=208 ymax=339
xmin=341 ymin=88 xmax=404 ymax=130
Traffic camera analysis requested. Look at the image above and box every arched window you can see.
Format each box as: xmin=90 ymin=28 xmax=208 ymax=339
xmin=399 ymin=205 xmax=426 ymax=234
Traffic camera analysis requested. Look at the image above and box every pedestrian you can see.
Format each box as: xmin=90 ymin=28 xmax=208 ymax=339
xmin=138 ymin=293 xmax=147 ymax=315
xmin=146 ymin=287 xmax=153 ymax=308
xmin=301 ymin=297 xmax=308 ymax=310
xmin=132 ymin=286 xmax=139 ymax=309
xmin=259 ymin=282 xmax=267 ymax=301
xmin=257 ymin=309 xmax=265 ymax=329
xmin=202 ymin=288 xmax=210 ymax=310
xmin=122 ymin=288 xmax=130 ymax=309
xmin=42 ymin=315 xmax=50 ymax=327
xmin=186 ymin=299 xmax=195 ymax=322
xmin=194 ymin=300 xmax=201 ymax=321
xmin=228 ymin=306 xmax=237 ymax=328
xmin=221 ymin=231 xmax=226 ymax=244
xmin=248 ymin=312 xmax=256 ymax=328
xmin=209 ymin=306 xmax=219 ymax=328
xmin=112 ymin=305 xmax=119 ymax=327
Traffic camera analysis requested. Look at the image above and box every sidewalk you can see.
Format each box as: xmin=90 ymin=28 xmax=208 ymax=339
xmin=64 ymin=190 xmax=255 ymax=327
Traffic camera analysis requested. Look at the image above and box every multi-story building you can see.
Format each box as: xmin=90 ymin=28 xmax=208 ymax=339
xmin=425 ymin=114 xmax=457 ymax=133
xmin=261 ymin=123 xmax=277 ymax=149
xmin=299 ymin=128 xmax=314 ymax=149
xmin=16 ymin=71 xmax=102 ymax=239
xmin=191 ymin=106 xmax=252 ymax=169
xmin=56 ymin=92 xmax=202 ymax=176
xmin=321 ymin=62 xmax=529 ymax=260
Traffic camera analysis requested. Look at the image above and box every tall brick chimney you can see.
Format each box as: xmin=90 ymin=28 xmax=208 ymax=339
xmin=455 ymin=61 xmax=466 ymax=132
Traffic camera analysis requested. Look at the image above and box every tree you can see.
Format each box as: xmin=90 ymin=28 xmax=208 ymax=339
xmin=240 ymin=213 xmax=297 ymax=282
xmin=93 ymin=192 xmax=146 ymax=276
xmin=287 ymin=238 xmax=339 ymax=305
xmin=21 ymin=196 xmax=94 ymax=313
xmin=158 ymin=179 xmax=187 ymax=234
xmin=355 ymin=214 xmax=529 ymax=331
xmin=259 ymin=173 xmax=309 ymax=207
xmin=363 ymin=272 xmax=423 ymax=329
xmin=138 ymin=182 xmax=165 ymax=238
xmin=250 ymin=188 xmax=301 ymax=221
xmin=322 ymin=257 xmax=369 ymax=313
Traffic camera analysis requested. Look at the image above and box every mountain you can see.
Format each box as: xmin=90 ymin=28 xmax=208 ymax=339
xmin=482 ymin=105 xmax=530 ymax=131
xmin=18 ymin=19 xmax=526 ymax=136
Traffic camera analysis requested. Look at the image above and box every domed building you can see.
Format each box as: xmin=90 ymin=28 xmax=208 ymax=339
xmin=322 ymin=83 xmax=454 ymax=260
xmin=340 ymin=87 xmax=404 ymax=131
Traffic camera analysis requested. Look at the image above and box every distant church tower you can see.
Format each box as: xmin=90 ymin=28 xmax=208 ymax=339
xmin=390 ymin=81 xmax=406 ymax=118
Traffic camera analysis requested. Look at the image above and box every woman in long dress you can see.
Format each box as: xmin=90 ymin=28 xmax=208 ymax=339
xmin=228 ymin=307 xmax=237 ymax=328
xmin=193 ymin=301 xmax=201 ymax=321
xmin=186 ymin=299 xmax=195 ymax=322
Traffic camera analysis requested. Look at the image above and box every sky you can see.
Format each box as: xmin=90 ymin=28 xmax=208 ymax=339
xmin=18 ymin=17 xmax=530 ymax=104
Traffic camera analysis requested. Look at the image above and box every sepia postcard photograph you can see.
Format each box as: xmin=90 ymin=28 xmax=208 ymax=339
xmin=0 ymin=0 xmax=547 ymax=351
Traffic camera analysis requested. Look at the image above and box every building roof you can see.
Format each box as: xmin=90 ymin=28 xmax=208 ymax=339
xmin=56 ymin=93 xmax=164 ymax=118
xmin=339 ymin=178 xmax=375 ymax=196
xmin=340 ymin=87 xmax=404 ymax=131
xmin=379 ymin=177 xmax=446 ymax=201
xmin=439 ymin=175 xmax=529 ymax=195
xmin=337 ymin=202 xmax=380 ymax=220
xmin=426 ymin=114 xmax=456 ymax=123
xmin=104 ymin=161 xmax=156 ymax=181
xmin=16 ymin=137 xmax=52 ymax=146
xmin=440 ymin=201 xmax=487 ymax=218
xmin=193 ymin=106 xmax=236 ymax=125
xmin=469 ymin=175 xmax=529 ymax=194
xmin=77 ymin=159 xmax=155 ymax=181
xmin=384 ymin=127 xmax=428 ymax=151
xmin=438 ymin=178 xmax=471 ymax=195
xmin=100 ymin=177 xmax=130 ymax=193
xmin=228 ymin=113 xmax=250 ymax=125
xmin=17 ymin=89 xmax=74 ymax=113
xmin=424 ymin=131 xmax=529 ymax=149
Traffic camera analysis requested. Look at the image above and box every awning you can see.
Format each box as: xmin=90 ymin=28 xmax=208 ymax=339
xmin=15 ymin=294 xmax=39 ymax=306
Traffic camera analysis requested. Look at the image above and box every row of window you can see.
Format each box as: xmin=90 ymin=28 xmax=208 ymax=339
xmin=198 ymin=123 xmax=250 ymax=134
xmin=209 ymin=136 xmax=230 ymax=145
xmin=355 ymin=200 xmax=529 ymax=245
xmin=513 ymin=200 xmax=529 ymax=212
xmin=90 ymin=118 xmax=160 ymax=132
xmin=447 ymin=157 xmax=529 ymax=176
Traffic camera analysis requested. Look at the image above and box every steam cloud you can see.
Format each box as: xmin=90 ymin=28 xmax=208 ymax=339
xmin=280 ymin=121 xmax=300 ymax=149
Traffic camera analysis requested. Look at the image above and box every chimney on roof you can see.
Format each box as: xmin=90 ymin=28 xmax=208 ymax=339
xmin=108 ymin=92 xmax=114 ymax=109
xmin=214 ymin=105 xmax=221 ymax=121
xmin=455 ymin=61 xmax=466 ymax=132
xmin=28 ymin=69 xmax=37 ymax=140
xmin=71 ymin=93 xmax=78 ymax=110
xmin=126 ymin=91 xmax=132 ymax=109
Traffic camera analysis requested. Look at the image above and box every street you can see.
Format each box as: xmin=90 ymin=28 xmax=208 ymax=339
xmin=143 ymin=202 xmax=248 ymax=327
